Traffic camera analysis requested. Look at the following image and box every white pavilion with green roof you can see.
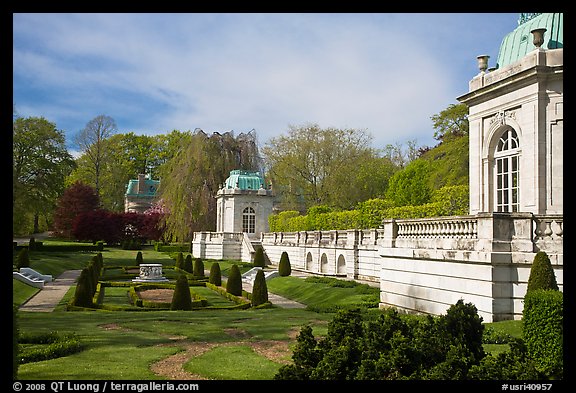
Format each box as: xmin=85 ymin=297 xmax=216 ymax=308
xmin=215 ymin=170 xmax=274 ymax=239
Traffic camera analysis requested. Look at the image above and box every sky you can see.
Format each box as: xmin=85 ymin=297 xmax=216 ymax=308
xmin=13 ymin=13 xmax=520 ymax=155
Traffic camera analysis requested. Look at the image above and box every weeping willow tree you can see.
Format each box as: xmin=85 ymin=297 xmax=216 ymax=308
xmin=157 ymin=129 xmax=261 ymax=242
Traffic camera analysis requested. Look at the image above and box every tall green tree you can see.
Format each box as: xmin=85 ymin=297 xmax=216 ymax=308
xmin=158 ymin=129 xmax=261 ymax=241
xmin=13 ymin=116 xmax=75 ymax=234
xmin=263 ymin=123 xmax=392 ymax=210
xmin=385 ymin=159 xmax=433 ymax=206
xmin=430 ymin=103 xmax=469 ymax=141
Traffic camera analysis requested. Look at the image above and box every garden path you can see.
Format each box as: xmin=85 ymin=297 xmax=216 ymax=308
xmin=18 ymin=270 xmax=82 ymax=312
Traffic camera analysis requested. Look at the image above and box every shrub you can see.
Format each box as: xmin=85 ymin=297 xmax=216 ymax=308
xmin=278 ymin=251 xmax=291 ymax=276
xmin=251 ymin=269 xmax=268 ymax=306
xmin=253 ymin=247 xmax=266 ymax=267
xmin=170 ymin=275 xmax=193 ymax=311
xmin=175 ymin=252 xmax=184 ymax=270
xmin=135 ymin=251 xmax=143 ymax=265
xmin=522 ymin=289 xmax=563 ymax=378
xmin=209 ymin=262 xmax=222 ymax=286
xmin=526 ymin=251 xmax=559 ymax=293
xmin=13 ymin=304 xmax=18 ymax=379
xmin=18 ymin=331 xmax=83 ymax=364
xmin=72 ymin=268 xmax=94 ymax=308
xmin=193 ymin=258 xmax=205 ymax=277
xmin=184 ymin=255 xmax=193 ymax=273
xmin=16 ymin=247 xmax=30 ymax=269
xmin=226 ymin=264 xmax=243 ymax=296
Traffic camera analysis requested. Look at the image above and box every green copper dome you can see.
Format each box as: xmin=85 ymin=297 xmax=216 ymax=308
xmin=496 ymin=13 xmax=563 ymax=69
xmin=224 ymin=170 xmax=265 ymax=190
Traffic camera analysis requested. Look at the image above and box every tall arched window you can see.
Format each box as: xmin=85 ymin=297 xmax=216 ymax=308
xmin=242 ymin=207 xmax=255 ymax=234
xmin=494 ymin=127 xmax=520 ymax=212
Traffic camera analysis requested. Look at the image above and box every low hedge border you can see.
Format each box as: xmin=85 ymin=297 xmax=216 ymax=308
xmin=78 ymin=280 xmax=253 ymax=311
xmin=129 ymin=284 xmax=208 ymax=309
xmin=18 ymin=331 xmax=83 ymax=364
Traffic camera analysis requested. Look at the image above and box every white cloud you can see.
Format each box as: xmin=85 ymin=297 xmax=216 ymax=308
xmin=13 ymin=13 xmax=519 ymax=151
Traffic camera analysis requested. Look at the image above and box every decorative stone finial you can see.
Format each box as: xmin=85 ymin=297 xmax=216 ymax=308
xmin=477 ymin=55 xmax=490 ymax=73
xmin=531 ymin=28 xmax=547 ymax=49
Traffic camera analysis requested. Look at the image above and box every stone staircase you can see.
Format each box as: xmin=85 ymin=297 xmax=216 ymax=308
xmin=13 ymin=268 xmax=53 ymax=289
xmin=241 ymin=267 xmax=278 ymax=285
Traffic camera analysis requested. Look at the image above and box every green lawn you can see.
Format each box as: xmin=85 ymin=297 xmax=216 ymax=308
xmin=13 ymin=241 xmax=524 ymax=380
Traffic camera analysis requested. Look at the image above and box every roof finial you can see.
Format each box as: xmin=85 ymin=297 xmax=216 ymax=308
xmin=531 ymin=28 xmax=547 ymax=49
xmin=477 ymin=55 xmax=490 ymax=73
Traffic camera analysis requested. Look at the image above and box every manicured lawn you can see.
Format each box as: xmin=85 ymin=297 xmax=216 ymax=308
xmin=13 ymin=241 xmax=525 ymax=380
xmin=183 ymin=344 xmax=283 ymax=380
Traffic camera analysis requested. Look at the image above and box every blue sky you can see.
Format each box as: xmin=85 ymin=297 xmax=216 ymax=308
xmin=13 ymin=13 xmax=520 ymax=154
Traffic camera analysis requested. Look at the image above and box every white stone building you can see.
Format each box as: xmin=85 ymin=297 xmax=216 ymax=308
xmin=458 ymin=13 xmax=563 ymax=216
xmin=192 ymin=170 xmax=274 ymax=261
xmin=262 ymin=13 xmax=563 ymax=322
xmin=192 ymin=14 xmax=563 ymax=322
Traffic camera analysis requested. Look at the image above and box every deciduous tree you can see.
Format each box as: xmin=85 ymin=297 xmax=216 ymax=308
xmin=13 ymin=116 xmax=75 ymax=234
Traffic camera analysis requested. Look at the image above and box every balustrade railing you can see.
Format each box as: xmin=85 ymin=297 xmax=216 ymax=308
xmin=396 ymin=216 xmax=478 ymax=239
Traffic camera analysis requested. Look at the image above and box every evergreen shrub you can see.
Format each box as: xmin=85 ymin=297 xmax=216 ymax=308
xmin=72 ymin=268 xmax=94 ymax=308
xmin=175 ymin=252 xmax=184 ymax=270
xmin=136 ymin=251 xmax=143 ymax=265
xmin=226 ymin=264 xmax=242 ymax=296
xmin=184 ymin=255 xmax=193 ymax=273
xmin=13 ymin=304 xmax=18 ymax=379
xmin=278 ymin=251 xmax=291 ymax=276
xmin=170 ymin=275 xmax=193 ymax=311
xmin=253 ymin=247 xmax=266 ymax=267
xmin=526 ymin=251 xmax=559 ymax=293
xmin=522 ymin=289 xmax=563 ymax=378
xmin=251 ymin=269 xmax=268 ymax=306
xmin=209 ymin=262 xmax=222 ymax=286
xmin=193 ymin=258 xmax=205 ymax=277
xmin=16 ymin=247 xmax=30 ymax=269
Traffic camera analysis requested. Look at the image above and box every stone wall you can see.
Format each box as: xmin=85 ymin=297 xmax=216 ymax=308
xmin=259 ymin=212 xmax=563 ymax=322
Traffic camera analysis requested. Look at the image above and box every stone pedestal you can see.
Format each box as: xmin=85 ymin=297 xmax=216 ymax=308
xmin=132 ymin=264 xmax=169 ymax=282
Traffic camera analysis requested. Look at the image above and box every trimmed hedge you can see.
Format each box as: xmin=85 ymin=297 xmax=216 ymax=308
xmin=18 ymin=331 xmax=83 ymax=364
xmin=253 ymin=247 xmax=265 ymax=267
xmin=154 ymin=243 xmax=190 ymax=253
xmin=527 ymin=251 xmax=559 ymax=293
xmin=226 ymin=264 xmax=243 ymax=296
xmin=251 ymin=269 xmax=268 ymax=306
xmin=209 ymin=262 xmax=222 ymax=286
xmin=522 ymin=289 xmax=563 ymax=378
xmin=278 ymin=252 xmax=291 ymax=277
xmin=171 ymin=275 xmax=194 ymax=311
xmin=269 ymin=184 xmax=469 ymax=232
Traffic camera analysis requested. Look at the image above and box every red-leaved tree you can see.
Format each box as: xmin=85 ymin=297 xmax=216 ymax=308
xmin=53 ymin=181 xmax=100 ymax=238
xmin=72 ymin=210 xmax=123 ymax=244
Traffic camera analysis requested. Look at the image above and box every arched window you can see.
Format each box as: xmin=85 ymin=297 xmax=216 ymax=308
xmin=242 ymin=207 xmax=255 ymax=233
xmin=494 ymin=127 xmax=520 ymax=212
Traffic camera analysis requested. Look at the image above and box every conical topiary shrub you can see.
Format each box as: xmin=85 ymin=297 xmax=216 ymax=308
xmin=253 ymin=247 xmax=265 ymax=268
xmin=209 ymin=262 xmax=222 ymax=286
xmin=171 ymin=274 xmax=193 ymax=311
xmin=226 ymin=264 xmax=242 ymax=296
xmin=278 ymin=251 xmax=291 ymax=277
xmin=251 ymin=269 xmax=269 ymax=306
xmin=193 ymin=258 xmax=205 ymax=277
xmin=175 ymin=252 xmax=184 ymax=270
xmin=72 ymin=268 xmax=94 ymax=308
xmin=16 ymin=247 xmax=30 ymax=269
xmin=527 ymin=251 xmax=559 ymax=293
xmin=184 ymin=255 xmax=193 ymax=273
xmin=136 ymin=251 xmax=143 ymax=265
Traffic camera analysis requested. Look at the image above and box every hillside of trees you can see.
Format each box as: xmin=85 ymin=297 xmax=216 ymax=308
xmin=13 ymin=103 xmax=469 ymax=241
